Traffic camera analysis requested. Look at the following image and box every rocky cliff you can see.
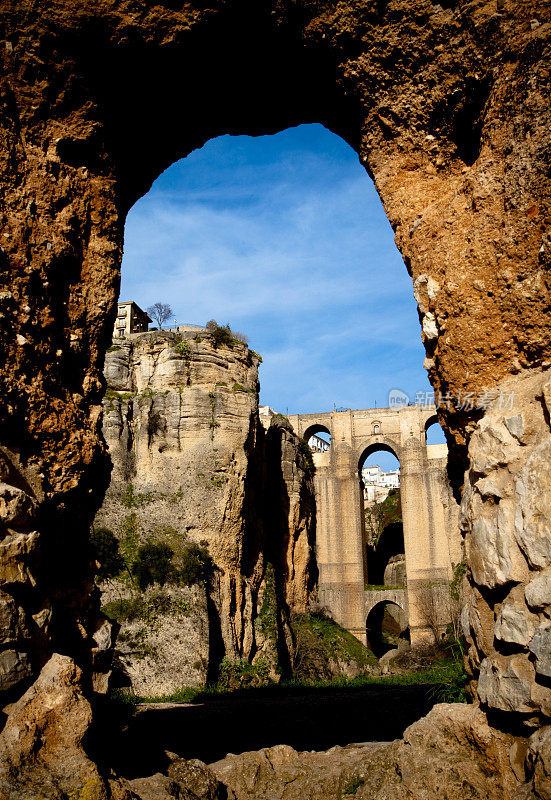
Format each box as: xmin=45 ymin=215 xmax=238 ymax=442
xmin=0 ymin=0 xmax=550 ymax=795
xmin=94 ymin=330 xmax=317 ymax=694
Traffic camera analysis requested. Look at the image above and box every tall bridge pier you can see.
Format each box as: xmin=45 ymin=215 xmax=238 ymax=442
xmin=287 ymin=405 xmax=461 ymax=647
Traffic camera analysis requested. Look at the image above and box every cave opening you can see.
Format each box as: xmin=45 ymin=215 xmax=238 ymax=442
xmin=100 ymin=121 xmax=433 ymax=699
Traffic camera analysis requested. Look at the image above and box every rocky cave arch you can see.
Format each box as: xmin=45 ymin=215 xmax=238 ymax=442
xmin=0 ymin=1 xmax=550 ymax=795
xmin=425 ymin=414 xmax=446 ymax=446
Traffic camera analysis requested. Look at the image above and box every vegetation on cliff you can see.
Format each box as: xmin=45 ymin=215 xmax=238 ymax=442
xmin=291 ymin=611 xmax=378 ymax=682
xmin=365 ymin=488 xmax=402 ymax=544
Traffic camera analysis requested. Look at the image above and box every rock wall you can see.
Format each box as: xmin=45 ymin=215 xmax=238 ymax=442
xmin=0 ymin=0 xmax=549 ymax=795
xmin=461 ymin=371 xmax=551 ymax=728
xmin=95 ymin=331 xmax=317 ymax=694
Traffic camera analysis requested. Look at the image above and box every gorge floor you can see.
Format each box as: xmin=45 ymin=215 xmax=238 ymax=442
xmin=100 ymin=683 xmax=437 ymax=779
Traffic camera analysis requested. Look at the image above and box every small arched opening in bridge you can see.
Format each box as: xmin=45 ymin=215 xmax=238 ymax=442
xmin=359 ymin=444 xmax=404 ymax=589
xmin=425 ymin=415 xmax=447 ymax=455
xmin=366 ymin=601 xmax=409 ymax=658
xmin=303 ymin=424 xmax=332 ymax=454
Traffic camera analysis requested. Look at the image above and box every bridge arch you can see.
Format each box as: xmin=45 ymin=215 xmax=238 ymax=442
xmin=357 ymin=438 xmax=402 ymax=469
xmin=303 ymin=423 xmax=332 ymax=452
xmin=366 ymin=599 xmax=409 ymax=658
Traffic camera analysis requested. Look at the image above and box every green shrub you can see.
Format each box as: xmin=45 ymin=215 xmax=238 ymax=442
xmin=90 ymin=527 xmax=125 ymax=581
xmin=298 ymin=438 xmax=315 ymax=475
xmin=206 ymin=319 xmax=238 ymax=349
xmin=180 ymin=542 xmax=214 ymax=586
xmin=257 ymin=564 xmax=277 ymax=641
xmin=122 ymin=483 xmax=156 ymax=508
xmin=133 ymin=542 xmax=175 ymax=590
xmin=174 ymin=340 xmax=191 ymax=358
xmin=270 ymin=413 xmax=292 ymax=431
xmin=102 ymin=595 xmax=146 ymax=623
xmin=211 ymin=324 xmax=234 ymax=349
xmin=120 ymin=513 xmax=140 ymax=565
xmin=217 ymin=657 xmax=271 ymax=691
xmin=122 ymin=483 xmax=136 ymax=508
xmin=147 ymin=592 xmax=190 ymax=618
xmin=103 ymin=591 xmax=190 ymax=624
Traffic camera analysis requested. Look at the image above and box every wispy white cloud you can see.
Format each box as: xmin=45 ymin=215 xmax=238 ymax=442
xmin=121 ymin=124 xmax=431 ymax=414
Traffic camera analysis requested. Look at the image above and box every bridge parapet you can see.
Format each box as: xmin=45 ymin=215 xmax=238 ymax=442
xmin=364 ymin=588 xmax=407 ymax=617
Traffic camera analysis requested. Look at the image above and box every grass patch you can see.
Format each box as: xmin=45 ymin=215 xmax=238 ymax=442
xmin=292 ymin=611 xmax=378 ymax=682
xmin=110 ymin=657 xmax=466 ymax=705
xmin=102 ymin=592 xmax=190 ymax=624
xmin=122 ymin=483 xmax=156 ymax=508
xmin=364 ymin=584 xmax=402 ymax=591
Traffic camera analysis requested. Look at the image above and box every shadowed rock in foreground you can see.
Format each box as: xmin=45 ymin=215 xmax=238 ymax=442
xmin=127 ymin=704 xmax=532 ymax=800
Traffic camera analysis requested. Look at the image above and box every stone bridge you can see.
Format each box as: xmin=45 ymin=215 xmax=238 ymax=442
xmin=287 ymin=405 xmax=461 ymax=646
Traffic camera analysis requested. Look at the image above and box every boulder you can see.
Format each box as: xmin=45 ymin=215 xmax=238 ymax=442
xmin=0 ymin=648 xmax=32 ymax=693
xmin=528 ymin=726 xmax=551 ymax=800
xmin=529 ymin=622 xmax=551 ymax=679
xmin=478 ymin=656 xmax=536 ymax=714
xmin=469 ymin=508 xmax=527 ymax=590
xmin=525 ymin=570 xmax=551 ymax=611
xmin=0 ymin=653 xmax=111 ymax=799
xmin=167 ymin=757 xmax=223 ymax=800
xmin=515 ymin=440 xmax=551 ymax=570
xmin=495 ymin=603 xmax=536 ymax=648
xmin=209 ymin=704 xmax=519 ymax=800
xmin=128 ymin=774 xmax=179 ymax=800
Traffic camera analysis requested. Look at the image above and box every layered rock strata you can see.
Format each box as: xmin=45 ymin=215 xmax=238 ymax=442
xmin=95 ymin=331 xmax=316 ymax=693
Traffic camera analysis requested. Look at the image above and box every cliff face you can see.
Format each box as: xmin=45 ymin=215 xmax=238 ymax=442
xmin=0 ymin=0 xmax=550 ymax=793
xmin=95 ymin=331 xmax=316 ymax=694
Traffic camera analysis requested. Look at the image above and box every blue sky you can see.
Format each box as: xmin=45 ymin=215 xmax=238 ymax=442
xmin=121 ymin=124 xmax=441 ymax=463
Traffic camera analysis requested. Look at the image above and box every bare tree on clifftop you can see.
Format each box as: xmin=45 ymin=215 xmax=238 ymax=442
xmin=147 ymin=302 xmax=173 ymax=330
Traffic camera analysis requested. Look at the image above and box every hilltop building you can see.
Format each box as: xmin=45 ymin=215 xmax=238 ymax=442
xmin=362 ymin=464 xmax=400 ymax=504
xmin=113 ymin=301 xmax=152 ymax=338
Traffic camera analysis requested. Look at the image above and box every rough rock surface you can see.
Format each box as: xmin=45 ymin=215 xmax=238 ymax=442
xmin=0 ymin=0 xmax=549 ymax=793
xmin=102 ymin=582 xmax=209 ymax=697
xmin=0 ymin=653 xmax=131 ymax=800
xmin=209 ymin=704 xmax=520 ymax=800
xmin=96 ymin=332 xmax=316 ymax=693
xmin=462 ymin=371 xmax=551 ymax=727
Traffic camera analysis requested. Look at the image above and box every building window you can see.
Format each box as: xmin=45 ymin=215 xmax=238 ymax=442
xmin=373 ymin=424 xmax=380 ymax=434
